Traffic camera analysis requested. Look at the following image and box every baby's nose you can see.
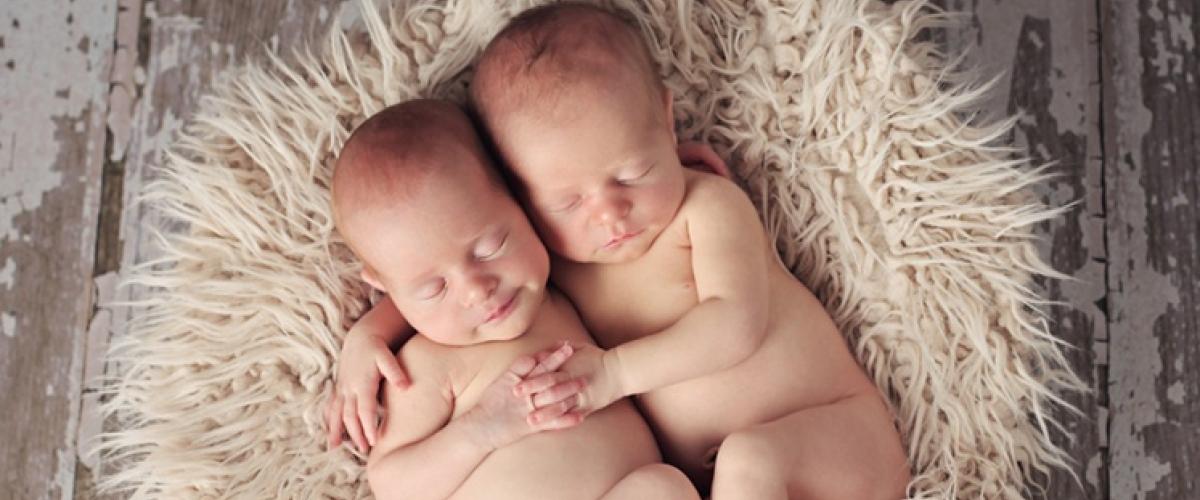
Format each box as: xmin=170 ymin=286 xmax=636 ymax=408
xmin=459 ymin=272 xmax=498 ymax=307
xmin=591 ymin=192 xmax=631 ymax=224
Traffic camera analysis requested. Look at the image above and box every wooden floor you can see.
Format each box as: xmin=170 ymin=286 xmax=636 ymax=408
xmin=0 ymin=1 xmax=1194 ymax=499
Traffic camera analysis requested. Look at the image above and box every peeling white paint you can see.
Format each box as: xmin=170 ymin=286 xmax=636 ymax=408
xmin=106 ymin=0 xmax=142 ymax=164
xmin=951 ymin=4 xmax=1107 ymax=493
xmin=1 ymin=312 xmax=15 ymax=337
xmin=147 ymin=10 xmax=202 ymax=75
xmin=0 ymin=256 xmax=14 ymax=288
xmin=0 ymin=1 xmax=111 ymax=242
xmin=46 ymin=383 xmax=55 ymax=396
xmin=1108 ymin=0 xmax=1184 ymax=496
xmin=947 ymin=1 xmax=1090 ymax=137
xmin=77 ymin=271 xmax=117 ymax=470
xmin=1147 ymin=0 xmax=1196 ymax=77
xmin=1166 ymin=381 xmax=1185 ymax=405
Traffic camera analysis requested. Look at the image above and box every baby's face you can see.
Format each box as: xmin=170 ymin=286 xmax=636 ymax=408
xmin=354 ymin=162 xmax=549 ymax=346
xmin=499 ymin=84 xmax=685 ymax=264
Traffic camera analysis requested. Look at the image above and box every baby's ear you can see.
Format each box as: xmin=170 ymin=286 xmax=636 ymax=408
xmin=360 ymin=266 xmax=386 ymax=292
xmin=662 ymin=88 xmax=677 ymax=145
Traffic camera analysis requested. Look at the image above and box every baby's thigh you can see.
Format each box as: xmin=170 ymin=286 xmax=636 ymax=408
xmin=601 ymin=463 xmax=699 ymax=500
xmin=713 ymin=393 xmax=909 ymax=500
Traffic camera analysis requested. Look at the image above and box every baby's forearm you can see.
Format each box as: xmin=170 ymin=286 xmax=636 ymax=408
xmin=367 ymin=416 xmax=493 ymax=500
xmin=350 ymin=295 xmax=413 ymax=349
xmin=610 ymin=296 xmax=766 ymax=396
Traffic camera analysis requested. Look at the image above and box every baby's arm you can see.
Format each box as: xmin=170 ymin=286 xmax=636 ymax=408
xmin=610 ymin=176 xmax=769 ymax=397
xmin=327 ymin=295 xmax=416 ymax=451
xmin=368 ymin=343 xmax=585 ymax=500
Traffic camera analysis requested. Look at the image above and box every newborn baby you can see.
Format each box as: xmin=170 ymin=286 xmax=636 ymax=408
xmin=468 ymin=4 xmax=911 ymax=498
xmin=332 ymin=99 xmax=696 ymax=500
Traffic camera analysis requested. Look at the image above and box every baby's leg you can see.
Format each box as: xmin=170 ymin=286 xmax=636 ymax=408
xmin=601 ymin=463 xmax=700 ymax=500
xmin=710 ymin=392 xmax=909 ymax=500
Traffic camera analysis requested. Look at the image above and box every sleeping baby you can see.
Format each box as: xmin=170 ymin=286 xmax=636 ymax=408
xmin=330 ymin=3 xmax=911 ymax=499
xmin=331 ymin=99 xmax=697 ymax=500
xmin=465 ymin=5 xmax=911 ymax=498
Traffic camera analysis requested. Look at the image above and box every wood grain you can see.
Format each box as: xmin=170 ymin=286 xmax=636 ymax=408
xmin=930 ymin=1 xmax=1107 ymax=498
xmin=74 ymin=1 xmax=350 ymax=498
xmin=1101 ymin=0 xmax=1199 ymax=498
xmin=0 ymin=1 xmax=118 ymax=498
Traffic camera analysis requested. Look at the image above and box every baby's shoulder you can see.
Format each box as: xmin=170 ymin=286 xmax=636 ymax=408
xmin=397 ymin=335 xmax=465 ymax=391
xmin=679 ymin=169 xmax=760 ymax=228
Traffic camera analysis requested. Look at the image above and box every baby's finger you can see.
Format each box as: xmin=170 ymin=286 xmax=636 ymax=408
xmin=530 ymin=378 xmax=586 ymax=408
xmin=526 ymin=395 xmax=578 ymax=426
xmin=342 ymin=396 xmax=368 ymax=453
xmin=504 ymin=354 xmax=538 ymax=381
xmin=327 ymin=393 xmax=345 ymax=448
xmin=377 ymin=353 xmax=410 ymax=389
xmin=527 ymin=342 xmax=574 ymax=377
xmin=537 ymin=410 xmax=585 ymax=431
xmin=358 ymin=396 xmax=379 ymax=447
xmin=513 ymin=371 xmax=573 ymax=396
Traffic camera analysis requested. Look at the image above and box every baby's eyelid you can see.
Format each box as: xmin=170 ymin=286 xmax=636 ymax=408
xmin=620 ymin=164 xmax=654 ymax=182
xmin=552 ymin=197 xmax=581 ymax=212
xmin=478 ymin=233 xmax=509 ymax=260
xmin=416 ymin=278 xmax=446 ymax=299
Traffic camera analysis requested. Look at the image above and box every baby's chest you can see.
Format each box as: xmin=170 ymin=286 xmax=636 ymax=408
xmin=562 ymin=239 xmax=699 ymax=348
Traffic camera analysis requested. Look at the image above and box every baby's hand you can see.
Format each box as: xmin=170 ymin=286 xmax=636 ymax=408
xmin=515 ymin=342 xmax=624 ymax=417
xmin=678 ymin=141 xmax=731 ymax=179
xmin=325 ymin=332 xmax=410 ymax=453
xmin=464 ymin=342 xmax=588 ymax=450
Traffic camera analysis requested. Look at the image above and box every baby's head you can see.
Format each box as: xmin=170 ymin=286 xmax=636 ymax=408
xmin=471 ymin=3 xmax=685 ymax=265
xmin=333 ymin=99 xmax=549 ymax=345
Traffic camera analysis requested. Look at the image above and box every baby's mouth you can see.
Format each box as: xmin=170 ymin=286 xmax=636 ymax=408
xmin=604 ymin=229 xmax=643 ymax=249
xmin=483 ymin=292 xmax=518 ymax=324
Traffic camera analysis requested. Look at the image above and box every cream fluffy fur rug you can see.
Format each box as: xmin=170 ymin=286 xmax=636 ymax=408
xmin=97 ymin=0 xmax=1084 ymax=498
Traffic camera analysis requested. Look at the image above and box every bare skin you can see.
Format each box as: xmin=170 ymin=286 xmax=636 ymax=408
xmin=369 ymin=292 xmax=686 ymax=500
xmin=469 ymin=7 xmax=913 ymax=496
xmin=549 ymin=168 xmax=910 ymax=498
xmin=333 ymin=100 xmax=697 ymax=500
xmin=504 ymin=101 xmax=910 ymax=498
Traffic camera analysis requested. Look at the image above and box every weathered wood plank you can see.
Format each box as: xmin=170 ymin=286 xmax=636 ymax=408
xmin=930 ymin=1 xmax=1107 ymax=499
xmin=80 ymin=1 xmax=351 ymax=497
xmin=0 ymin=1 xmax=119 ymax=499
xmin=74 ymin=1 xmax=142 ymax=497
xmin=1102 ymin=0 xmax=1199 ymax=498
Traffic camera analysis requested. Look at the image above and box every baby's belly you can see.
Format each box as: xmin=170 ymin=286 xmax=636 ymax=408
xmin=638 ymin=284 xmax=875 ymax=480
xmin=451 ymin=400 xmax=659 ymax=500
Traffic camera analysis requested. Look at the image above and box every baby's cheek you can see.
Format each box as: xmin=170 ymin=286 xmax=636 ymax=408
xmin=541 ymin=223 xmax=581 ymax=258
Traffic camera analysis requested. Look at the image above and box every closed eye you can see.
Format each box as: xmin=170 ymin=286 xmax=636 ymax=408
xmin=618 ymin=164 xmax=654 ymax=184
xmin=415 ymin=279 xmax=446 ymax=300
xmin=477 ymin=233 xmax=508 ymax=261
xmin=551 ymin=197 xmax=581 ymax=213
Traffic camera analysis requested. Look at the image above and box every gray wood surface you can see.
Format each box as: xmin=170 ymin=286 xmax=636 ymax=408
xmin=81 ymin=2 xmax=352 ymax=497
xmin=930 ymin=1 xmax=1107 ymax=498
xmin=0 ymin=1 xmax=118 ymax=498
xmin=1101 ymin=0 xmax=1198 ymax=499
xmin=1 ymin=0 xmax=1194 ymax=498
xmin=0 ymin=1 xmax=348 ymax=498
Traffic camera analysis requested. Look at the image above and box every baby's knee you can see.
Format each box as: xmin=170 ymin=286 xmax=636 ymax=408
xmin=615 ymin=463 xmax=698 ymax=500
xmin=714 ymin=430 xmax=779 ymax=484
